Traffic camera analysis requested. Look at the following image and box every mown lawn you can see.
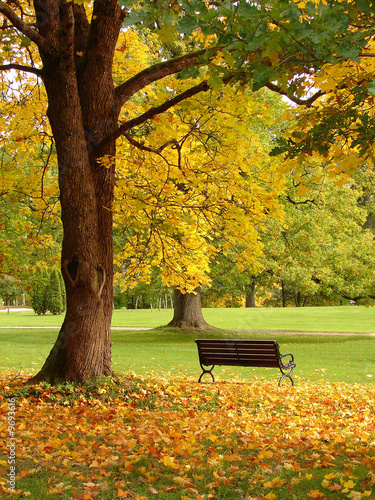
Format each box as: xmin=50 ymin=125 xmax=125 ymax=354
xmin=0 ymin=328 xmax=374 ymax=384
xmin=1 ymin=305 xmax=375 ymax=332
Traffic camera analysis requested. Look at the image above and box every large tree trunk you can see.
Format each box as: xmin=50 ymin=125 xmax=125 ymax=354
xmin=168 ymin=288 xmax=213 ymax=329
xmin=31 ymin=1 xmax=122 ymax=383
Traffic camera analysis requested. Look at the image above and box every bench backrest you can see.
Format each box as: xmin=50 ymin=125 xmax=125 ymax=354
xmin=195 ymin=339 xmax=282 ymax=368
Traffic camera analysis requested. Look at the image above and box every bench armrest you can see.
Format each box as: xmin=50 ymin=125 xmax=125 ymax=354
xmin=281 ymin=352 xmax=294 ymax=361
xmin=280 ymin=352 xmax=295 ymax=366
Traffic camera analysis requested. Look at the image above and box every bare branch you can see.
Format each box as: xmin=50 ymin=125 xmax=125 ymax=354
xmin=0 ymin=1 xmax=46 ymax=49
xmin=266 ymin=81 xmax=324 ymax=107
xmin=286 ymin=194 xmax=317 ymax=206
xmin=0 ymin=63 xmax=42 ymax=77
xmin=123 ymin=132 xmax=179 ymax=155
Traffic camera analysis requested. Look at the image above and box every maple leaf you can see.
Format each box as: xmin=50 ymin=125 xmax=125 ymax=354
xmin=161 ymin=455 xmax=179 ymax=469
xmin=343 ymin=479 xmax=357 ymax=489
xmin=329 ymin=483 xmax=342 ymax=492
xmin=308 ymin=490 xmax=326 ymax=499
xmin=117 ymin=489 xmax=132 ymax=498
xmin=174 ymin=476 xmax=194 ymax=487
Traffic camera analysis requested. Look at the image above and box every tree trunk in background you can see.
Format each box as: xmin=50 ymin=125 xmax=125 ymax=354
xmin=168 ymin=288 xmax=212 ymax=329
xmin=281 ymin=281 xmax=286 ymax=308
xmin=294 ymin=292 xmax=308 ymax=307
xmin=245 ymin=283 xmax=256 ymax=307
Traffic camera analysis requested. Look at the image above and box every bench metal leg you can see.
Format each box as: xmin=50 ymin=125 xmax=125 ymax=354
xmin=278 ymin=373 xmax=294 ymax=386
xmin=198 ymin=364 xmax=215 ymax=383
xmin=278 ymin=365 xmax=295 ymax=386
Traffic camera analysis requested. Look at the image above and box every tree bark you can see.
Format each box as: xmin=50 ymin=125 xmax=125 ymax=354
xmin=168 ymin=288 xmax=213 ymax=329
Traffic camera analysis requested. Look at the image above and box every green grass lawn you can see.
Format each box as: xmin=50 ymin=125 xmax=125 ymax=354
xmin=0 ymin=327 xmax=374 ymax=384
xmin=1 ymin=305 xmax=375 ymax=331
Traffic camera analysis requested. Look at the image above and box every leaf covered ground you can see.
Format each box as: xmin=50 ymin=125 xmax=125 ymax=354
xmin=1 ymin=372 xmax=375 ymax=500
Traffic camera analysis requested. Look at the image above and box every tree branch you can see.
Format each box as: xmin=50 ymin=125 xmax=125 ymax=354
xmin=72 ymin=4 xmax=89 ymax=55
xmin=0 ymin=1 xmax=46 ymax=49
xmin=81 ymin=0 xmax=123 ymax=77
xmin=266 ymin=81 xmax=324 ymax=107
xmin=58 ymin=2 xmax=75 ymax=73
xmin=111 ymin=80 xmax=212 ymax=144
xmin=114 ymin=48 xmax=213 ymax=115
xmin=285 ymin=194 xmax=317 ymax=206
xmin=123 ymin=132 xmax=179 ymax=155
xmin=0 ymin=63 xmax=42 ymax=77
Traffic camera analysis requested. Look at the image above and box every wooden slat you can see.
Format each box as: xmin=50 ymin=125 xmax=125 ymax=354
xmin=196 ymin=339 xmax=281 ymax=368
xmin=200 ymin=357 xmax=280 ymax=367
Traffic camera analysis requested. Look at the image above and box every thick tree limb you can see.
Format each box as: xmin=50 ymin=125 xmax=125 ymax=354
xmin=0 ymin=63 xmax=42 ymax=77
xmin=111 ymin=80 xmax=211 ymax=143
xmin=77 ymin=0 xmax=123 ymax=132
xmin=72 ymin=4 xmax=89 ymax=55
xmin=81 ymin=0 xmax=123 ymax=77
xmin=59 ymin=3 xmax=75 ymax=73
xmin=0 ymin=1 xmax=46 ymax=49
xmin=110 ymin=71 xmax=238 ymax=145
xmin=114 ymin=48 xmax=211 ymax=114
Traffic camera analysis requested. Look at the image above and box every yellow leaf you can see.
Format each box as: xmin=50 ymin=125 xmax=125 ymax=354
xmin=343 ymin=480 xmax=356 ymax=489
xmin=161 ymin=455 xmax=179 ymax=469
xmin=174 ymin=475 xmax=194 ymax=487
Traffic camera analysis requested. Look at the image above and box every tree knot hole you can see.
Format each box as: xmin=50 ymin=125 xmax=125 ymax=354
xmin=97 ymin=265 xmax=106 ymax=298
xmin=63 ymin=257 xmax=80 ymax=288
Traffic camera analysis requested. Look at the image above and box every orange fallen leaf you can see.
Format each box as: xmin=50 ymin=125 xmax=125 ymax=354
xmin=117 ymin=489 xmax=133 ymax=498
xmin=329 ymin=483 xmax=342 ymax=492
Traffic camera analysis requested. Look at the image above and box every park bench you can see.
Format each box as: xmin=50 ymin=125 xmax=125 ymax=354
xmin=195 ymin=339 xmax=296 ymax=386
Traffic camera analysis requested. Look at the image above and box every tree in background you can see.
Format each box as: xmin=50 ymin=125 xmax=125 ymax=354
xmin=269 ymin=169 xmax=375 ymax=306
xmin=47 ymin=268 xmax=65 ymax=315
xmin=206 ymin=164 xmax=375 ymax=308
xmin=0 ymin=276 xmax=22 ymax=310
xmin=30 ymin=272 xmax=49 ymax=316
xmin=30 ymin=268 xmax=66 ymax=315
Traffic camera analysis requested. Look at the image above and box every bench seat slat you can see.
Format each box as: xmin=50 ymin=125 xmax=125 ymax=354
xmin=201 ymin=359 xmax=280 ymax=367
xmin=199 ymin=347 xmax=279 ymax=356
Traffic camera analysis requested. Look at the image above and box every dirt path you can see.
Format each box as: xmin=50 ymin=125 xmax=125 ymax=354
xmin=235 ymin=329 xmax=375 ymax=336
xmin=1 ymin=326 xmax=374 ymax=335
